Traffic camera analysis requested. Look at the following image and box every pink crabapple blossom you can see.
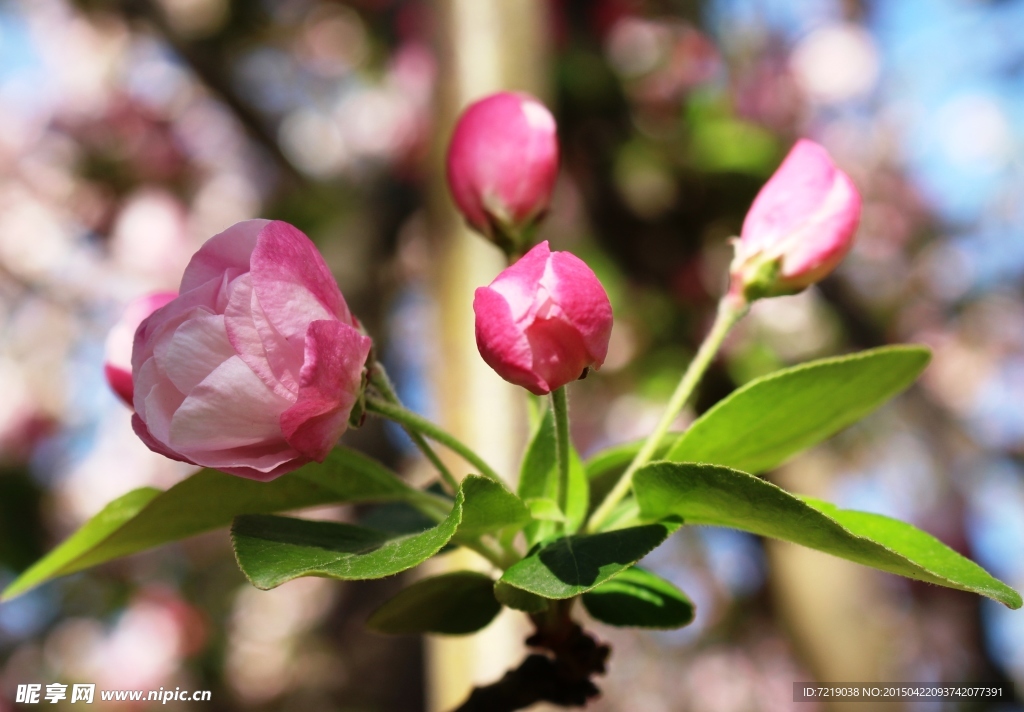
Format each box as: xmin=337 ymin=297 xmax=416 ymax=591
xmin=729 ymin=139 xmax=861 ymax=300
xmin=130 ymin=220 xmax=372 ymax=481
xmin=474 ymin=241 xmax=613 ymax=396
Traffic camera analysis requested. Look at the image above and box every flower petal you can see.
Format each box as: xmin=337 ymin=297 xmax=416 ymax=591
xmin=132 ymin=414 xmax=195 ymax=465
xmin=224 ymin=273 xmax=301 ymax=399
xmin=104 ymin=364 xmax=134 ymax=407
xmin=134 ymin=341 xmax=185 ymax=428
xmin=133 ymin=278 xmax=223 ymax=377
xmin=487 ymin=240 xmax=549 ymax=323
xmin=280 ymin=320 xmax=372 ymax=461
xmin=474 ymin=286 xmax=548 ymax=395
xmin=740 ymin=139 xmax=838 ymax=254
xmin=169 ymin=356 xmax=293 ymax=454
xmin=183 ymin=443 xmax=308 ymax=481
xmin=250 ymin=221 xmax=351 ymax=346
xmin=179 ymin=220 xmax=267 ymax=293
xmin=524 ymin=315 xmax=590 ymax=392
xmin=545 ymin=250 xmax=613 ymax=366
xmin=251 ymin=281 xmax=303 ymax=390
xmin=777 ymin=169 xmax=861 ymax=283
xmin=105 ymin=292 xmax=178 ymax=384
xmin=140 ymin=371 xmax=187 ymax=448
xmin=159 ymin=314 xmax=236 ymax=395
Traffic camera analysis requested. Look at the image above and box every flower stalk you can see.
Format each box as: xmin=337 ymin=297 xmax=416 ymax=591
xmin=586 ymin=293 xmax=748 ymax=532
xmin=364 ymin=396 xmax=505 ymax=484
xmin=550 ymin=387 xmax=571 ymax=527
xmin=367 ymin=363 xmax=460 ymax=493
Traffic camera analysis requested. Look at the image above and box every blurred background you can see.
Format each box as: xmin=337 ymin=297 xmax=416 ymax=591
xmin=1 ymin=0 xmax=1023 ymax=710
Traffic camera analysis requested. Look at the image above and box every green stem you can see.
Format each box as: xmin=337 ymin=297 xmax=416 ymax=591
xmin=368 ymin=364 xmax=459 ymax=493
xmin=586 ymin=294 xmax=748 ymax=532
xmin=365 ymin=396 xmax=505 ymax=484
xmin=366 ymin=366 xmax=521 ymax=569
xmin=413 ymin=433 xmax=459 ymax=492
xmin=550 ymin=387 xmax=571 ymax=526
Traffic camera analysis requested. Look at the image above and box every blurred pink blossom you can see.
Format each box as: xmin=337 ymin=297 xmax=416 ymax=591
xmin=97 ymin=588 xmax=204 ymax=692
xmin=606 ymin=18 xmax=720 ymax=106
xmin=105 ymin=291 xmax=178 ymax=406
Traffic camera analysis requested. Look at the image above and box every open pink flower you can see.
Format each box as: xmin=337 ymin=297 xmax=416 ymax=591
xmin=447 ymin=92 xmax=559 ymax=247
xmin=131 ymin=220 xmax=372 ymax=481
xmin=474 ymin=241 xmax=613 ymax=395
xmin=105 ymin=291 xmax=178 ymax=407
xmin=730 ymin=139 xmax=861 ymax=299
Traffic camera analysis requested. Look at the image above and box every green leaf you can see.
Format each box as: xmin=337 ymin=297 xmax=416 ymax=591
xmin=232 ymin=488 xmax=463 ymax=590
xmin=498 ymin=522 xmax=678 ymax=599
xmin=582 ymin=567 xmax=694 ymax=629
xmin=634 ymin=462 xmax=1022 ymax=609
xmin=2 ymin=488 xmax=162 ymax=601
xmin=493 ymin=581 xmax=549 ymax=613
xmin=454 ymin=477 xmax=531 ymax=541
xmin=359 ymin=502 xmax=440 ymax=536
xmin=231 ymin=476 xmax=514 ymax=590
xmin=666 ymin=346 xmax=931 ymax=473
xmin=519 ymin=407 xmax=588 ymax=545
xmin=525 ymin=498 xmax=568 ymax=523
xmin=367 ymin=572 xmax=501 ymax=635
xmin=2 ymin=448 xmax=420 ymax=600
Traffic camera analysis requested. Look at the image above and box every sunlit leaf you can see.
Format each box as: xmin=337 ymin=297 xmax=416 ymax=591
xmin=634 ymin=462 xmax=1021 ymax=609
xmin=454 ymin=477 xmax=531 ymax=541
xmin=665 ymin=346 xmax=931 ymax=473
xmin=525 ymin=498 xmax=568 ymax=523
xmin=3 ymin=448 xmax=419 ymax=600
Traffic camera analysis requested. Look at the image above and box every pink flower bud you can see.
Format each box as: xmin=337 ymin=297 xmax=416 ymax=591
xmin=474 ymin=241 xmax=613 ymax=395
xmin=730 ymin=139 xmax=861 ymax=300
xmin=131 ymin=220 xmax=373 ymax=481
xmin=105 ymin=291 xmax=178 ymax=407
xmin=446 ymin=92 xmax=559 ymax=250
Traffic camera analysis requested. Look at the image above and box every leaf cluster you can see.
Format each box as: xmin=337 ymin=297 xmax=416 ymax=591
xmin=5 ymin=346 xmax=1019 ymax=639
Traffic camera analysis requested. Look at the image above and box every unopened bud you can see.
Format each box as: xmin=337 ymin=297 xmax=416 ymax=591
xmin=730 ymin=139 xmax=861 ymax=301
xmin=474 ymin=241 xmax=612 ymax=395
xmin=446 ymin=92 xmax=559 ymax=256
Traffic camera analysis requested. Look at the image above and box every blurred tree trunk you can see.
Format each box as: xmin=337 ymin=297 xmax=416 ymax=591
xmin=769 ymin=452 xmax=903 ymax=712
xmin=426 ymin=1 xmax=550 ymax=710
